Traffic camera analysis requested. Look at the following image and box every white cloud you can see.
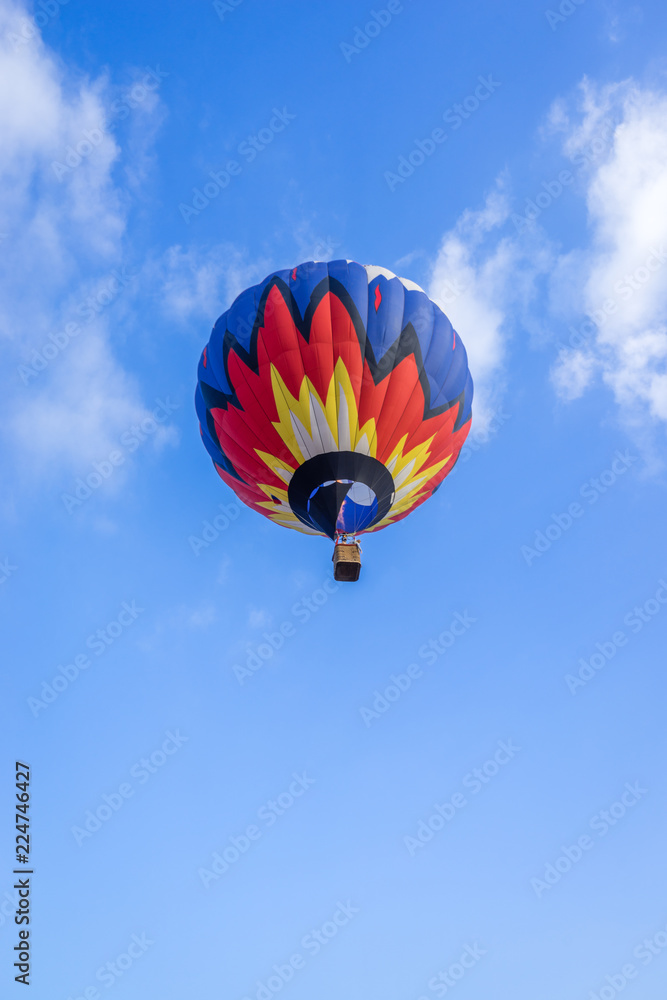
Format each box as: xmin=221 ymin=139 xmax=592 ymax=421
xmin=0 ymin=0 xmax=167 ymax=485
xmin=186 ymin=603 xmax=217 ymax=629
xmin=10 ymin=328 xmax=176 ymax=472
xmin=152 ymin=228 xmax=347 ymax=331
xmin=551 ymin=348 xmax=599 ymax=401
xmin=602 ymin=2 xmax=643 ymax=44
xmin=548 ymin=79 xmax=667 ymax=426
xmin=154 ymin=243 xmax=270 ymax=326
xmin=154 ymin=233 xmax=348 ymax=331
xmin=290 ymin=223 xmax=343 ymax=265
xmin=217 ymin=556 xmax=232 ymax=585
xmin=428 ymin=182 xmax=552 ymax=431
xmin=247 ymin=607 xmax=271 ymax=629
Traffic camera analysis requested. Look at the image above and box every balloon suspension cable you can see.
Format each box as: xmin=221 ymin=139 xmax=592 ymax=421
xmin=334 ymin=530 xmax=360 ymax=547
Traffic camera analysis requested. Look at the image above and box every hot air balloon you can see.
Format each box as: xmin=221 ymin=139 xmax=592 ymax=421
xmin=195 ymin=260 xmax=473 ymax=581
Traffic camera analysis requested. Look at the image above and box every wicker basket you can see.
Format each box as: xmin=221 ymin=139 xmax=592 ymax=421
xmin=333 ymin=542 xmax=362 ymax=582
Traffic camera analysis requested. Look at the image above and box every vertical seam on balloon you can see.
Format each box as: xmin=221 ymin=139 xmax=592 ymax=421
xmin=284 ymin=263 xmax=328 ymax=463
xmin=396 ymin=303 xmax=457 ymax=460
xmin=220 ymin=288 xmax=305 ymax=504
xmin=364 ymin=288 xmax=437 ymax=525
xmin=251 ymin=281 xmax=316 ymax=473
xmin=364 ymin=278 xmax=410 ymax=470
xmin=324 ymin=260 xmax=344 ymax=530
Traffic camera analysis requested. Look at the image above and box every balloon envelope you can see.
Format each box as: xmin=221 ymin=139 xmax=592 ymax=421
xmin=196 ymin=260 xmax=473 ymax=539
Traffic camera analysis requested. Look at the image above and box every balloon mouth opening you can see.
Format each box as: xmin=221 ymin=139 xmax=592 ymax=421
xmin=288 ymin=452 xmax=395 ymax=539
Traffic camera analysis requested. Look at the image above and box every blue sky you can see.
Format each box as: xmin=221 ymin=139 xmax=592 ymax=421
xmin=2 ymin=0 xmax=667 ymax=997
